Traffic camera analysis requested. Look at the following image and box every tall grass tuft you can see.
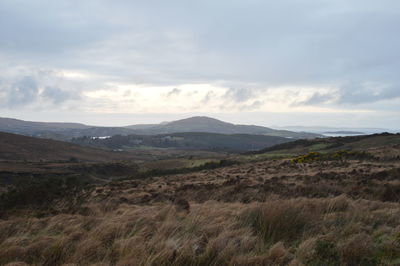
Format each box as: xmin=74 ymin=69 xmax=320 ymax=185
xmin=240 ymin=201 xmax=313 ymax=244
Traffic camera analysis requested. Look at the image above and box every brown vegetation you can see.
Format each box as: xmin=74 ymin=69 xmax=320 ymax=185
xmin=1 ymin=141 xmax=400 ymax=265
xmin=0 ymin=131 xmax=139 ymax=162
xmin=1 ymin=197 xmax=400 ymax=265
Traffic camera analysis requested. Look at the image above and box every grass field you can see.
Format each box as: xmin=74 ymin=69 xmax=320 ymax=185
xmin=1 ymin=133 xmax=400 ymax=265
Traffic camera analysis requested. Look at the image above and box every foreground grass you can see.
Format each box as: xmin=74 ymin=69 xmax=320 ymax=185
xmin=1 ymin=142 xmax=399 ymax=265
xmin=1 ymin=196 xmax=400 ymax=265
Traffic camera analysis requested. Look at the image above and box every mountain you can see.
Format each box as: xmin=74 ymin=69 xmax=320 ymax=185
xmin=72 ymin=132 xmax=293 ymax=152
xmin=0 ymin=117 xmax=137 ymax=141
xmin=0 ymin=116 xmax=321 ymax=140
xmin=126 ymin=116 xmax=322 ymax=139
xmin=137 ymin=116 xmax=271 ymax=134
xmin=0 ymin=131 xmax=137 ymax=162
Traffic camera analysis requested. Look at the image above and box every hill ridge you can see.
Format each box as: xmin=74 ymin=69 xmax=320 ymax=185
xmin=0 ymin=116 xmax=321 ymax=140
xmin=0 ymin=131 xmax=136 ymax=162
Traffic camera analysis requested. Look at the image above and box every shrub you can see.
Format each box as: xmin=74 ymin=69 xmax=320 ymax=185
xmin=340 ymin=233 xmax=373 ymax=266
xmin=379 ymin=185 xmax=400 ymax=202
xmin=125 ymin=159 xmax=240 ymax=180
xmin=307 ymin=239 xmax=340 ymax=266
xmin=240 ymin=202 xmax=311 ymax=244
xmin=291 ymin=152 xmax=322 ymax=163
xmin=331 ymin=150 xmax=375 ymax=161
xmin=0 ymin=176 xmax=86 ymax=216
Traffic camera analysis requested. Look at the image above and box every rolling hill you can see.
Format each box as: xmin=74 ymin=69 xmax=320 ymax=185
xmin=276 ymin=125 xmax=394 ymax=135
xmin=249 ymin=132 xmax=400 ymax=157
xmin=2 ymin=130 xmax=400 ymax=265
xmin=0 ymin=117 xmax=89 ymax=133
xmin=0 ymin=131 xmax=138 ymax=162
xmin=126 ymin=116 xmax=321 ymax=139
xmin=0 ymin=116 xmax=321 ymax=140
xmin=72 ymin=132 xmax=293 ymax=152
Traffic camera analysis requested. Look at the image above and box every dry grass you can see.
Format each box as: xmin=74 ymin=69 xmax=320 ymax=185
xmin=1 ymin=196 xmax=400 ymax=265
xmin=1 ymin=146 xmax=399 ymax=265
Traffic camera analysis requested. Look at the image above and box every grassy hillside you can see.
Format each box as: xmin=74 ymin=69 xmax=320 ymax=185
xmin=0 ymin=117 xmax=89 ymax=133
xmin=128 ymin=116 xmax=322 ymax=139
xmin=0 ymin=116 xmax=322 ymax=140
xmin=250 ymin=133 xmax=400 ymax=156
xmin=1 ymin=136 xmax=400 ymax=265
xmin=72 ymin=132 xmax=293 ymax=152
xmin=0 ymin=131 xmax=138 ymax=162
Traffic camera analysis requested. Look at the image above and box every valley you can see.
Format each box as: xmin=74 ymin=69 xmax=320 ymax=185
xmin=1 ymin=128 xmax=400 ymax=265
xmin=0 ymin=116 xmax=322 ymax=141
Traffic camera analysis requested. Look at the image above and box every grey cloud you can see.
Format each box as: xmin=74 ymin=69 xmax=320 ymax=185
xmin=0 ymin=1 xmax=115 ymax=58
xmin=0 ymin=0 xmax=399 ymax=127
xmin=166 ymin=88 xmax=181 ymax=97
xmin=0 ymin=74 xmax=80 ymax=108
xmin=2 ymin=0 xmax=399 ymax=90
xmin=297 ymin=84 xmax=400 ymax=107
xmin=238 ymin=100 xmax=264 ymax=111
xmin=41 ymin=86 xmax=79 ymax=104
xmin=295 ymin=92 xmax=336 ymax=106
xmin=5 ymin=76 xmax=39 ymax=107
xmin=202 ymin=91 xmax=215 ymax=104
xmin=224 ymin=88 xmax=257 ymax=103
xmin=338 ymin=84 xmax=400 ymax=104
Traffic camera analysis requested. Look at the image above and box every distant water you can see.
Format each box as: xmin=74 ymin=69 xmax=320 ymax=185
xmin=91 ymin=136 xmax=111 ymax=139
xmin=322 ymin=133 xmax=367 ymax=137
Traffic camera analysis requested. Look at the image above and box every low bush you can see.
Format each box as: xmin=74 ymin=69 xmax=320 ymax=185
xmin=291 ymin=150 xmax=375 ymax=164
xmin=0 ymin=176 xmax=87 ymax=216
xmin=291 ymin=152 xmax=322 ymax=163
xmin=126 ymin=159 xmax=240 ymax=180
xmin=240 ymin=201 xmax=313 ymax=244
xmin=307 ymin=239 xmax=340 ymax=266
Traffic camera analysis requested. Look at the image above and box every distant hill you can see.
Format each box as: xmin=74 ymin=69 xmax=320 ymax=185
xmin=51 ymin=127 xmax=136 ymax=139
xmin=0 ymin=131 xmax=137 ymax=162
xmin=72 ymin=132 xmax=294 ymax=152
xmin=276 ymin=125 xmax=394 ymax=135
xmin=126 ymin=117 xmax=321 ymax=139
xmin=249 ymin=133 xmax=400 ymax=156
xmin=0 ymin=117 xmax=89 ymax=134
xmin=323 ymin=131 xmax=365 ymax=135
xmin=125 ymin=124 xmax=159 ymax=130
xmin=0 ymin=116 xmax=321 ymax=140
xmin=0 ymin=117 xmax=137 ymax=141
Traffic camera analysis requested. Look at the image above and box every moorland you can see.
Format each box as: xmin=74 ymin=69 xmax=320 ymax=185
xmin=0 ymin=117 xmax=400 ymax=265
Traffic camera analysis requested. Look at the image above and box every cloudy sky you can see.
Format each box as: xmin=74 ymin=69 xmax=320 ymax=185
xmin=0 ymin=0 xmax=399 ymax=129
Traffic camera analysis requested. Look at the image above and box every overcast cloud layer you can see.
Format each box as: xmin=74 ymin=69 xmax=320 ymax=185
xmin=0 ymin=0 xmax=399 ymax=128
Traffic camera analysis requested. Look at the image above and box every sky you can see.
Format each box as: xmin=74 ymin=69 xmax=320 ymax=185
xmin=0 ymin=0 xmax=399 ymax=129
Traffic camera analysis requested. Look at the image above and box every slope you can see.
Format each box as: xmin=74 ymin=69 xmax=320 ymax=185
xmin=0 ymin=116 xmax=321 ymax=140
xmin=249 ymin=133 xmax=400 ymax=156
xmin=0 ymin=117 xmax=89 ymax=133
xmin=1 ymin=133 xmax=400 ymax=265
xmin=0 ymin=131 xmax=137 ymax=162
xmin=127 ymin=116 xmax=321 ymax=139
xmin=72 ymin=132 xmax=293 ymax=152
